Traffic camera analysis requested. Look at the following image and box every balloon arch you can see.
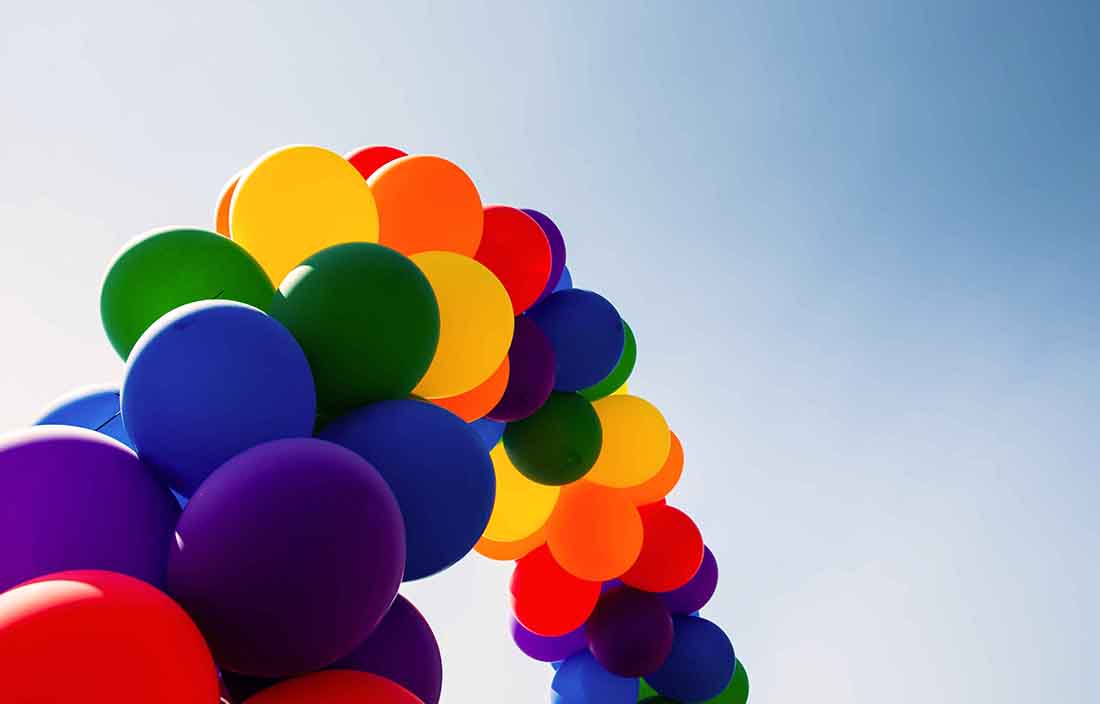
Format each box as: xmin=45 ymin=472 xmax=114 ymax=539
xmin=0 ymin=145 xmax=747 ymax=704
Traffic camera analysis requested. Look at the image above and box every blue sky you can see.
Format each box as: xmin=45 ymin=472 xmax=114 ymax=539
xmin=1 ymin=2 xmax=1098 ymax=702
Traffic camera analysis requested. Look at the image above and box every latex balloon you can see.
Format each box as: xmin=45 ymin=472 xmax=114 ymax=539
xmin=215 ymin=172 xmax=240 ymax=236
xmin=511 ymin=546 xmax=600 ymax=637
xmin=475 ymin=206 xmax=552 ymax=314
xmin=369 ymin=154 xmax=483 ymax=256
xmin=646 ymin=616 xmax=735 ymax=703
xmin=503 ymin=392 xmax=602 ymax=486
xmin=346 ymin=144 xmax=407 ymax=179
xmin=547 ymin=483 xmax=643 ymax=582
xmin=551 ymin=651 xmax=638 ymax=704
xmin=431 ymin=355 xmax=509 ymax=421
xmin=0 ymin=570 xmax=219 ymax=703
xmin=330 ymin=595 xmax=442 ymax=704
xmin=243 ymin=671 xmax=422 ymax=704
xmin=638 ymin=679 xmax=659 ymax=699
xmin=612 ymin=382 xmax=629 ymax=395
xmin=621 ymin=505 xmax=704 ymax=593
xmin=35 ymin=384 xmax=131 ymax=448
xmin=585 ymin=395 xmax=671 ymax=489
xmin=319 ymin=400 xmax=495 ymax=581
xmin=482 ymin=443 xmax=559 ymax=543
xmin=474 ymin=524 xmax=546 ymax=561
xmin=470 ymin=417 xmax=505 ymax=450
xmin=660 ymin=546 xmax=718 ymax=614
xmin=622 ymin=432 xmax=684 ymax=506
xmin=0 ymin=427 xmax=179 ymax=591
xmin=527 ymin=289 xmax=624 ymax=391
xmin=166 ymin=439 xmax=405 ymax=677
xmin=687 ymin=659 xmax=748 ymax=704
xmin=101 ymin=227 xmax=275 ymax=359
xmin=553 ymin=265 xmax=573 ymax=293
xmin=639 ymin=698 xmax=679 ymax=704
xmin=511 ymin=618 xmax=587 ymax=663
xmin=487 ymin=313 xmax=556 ymax=422
xmin=587 ymin=587 xmax=673 ymax=677
xmin=229 ymin=145 xmax=380 ymax=283
xmin=269 ymin=243 xmax=439 ymax=413
xmin=221 ymin=671 xmax=279 ymax=702
xmin=524 ymin=209 xmax=567 ymax=304
xmin=580 ymin=321 xmax=636 ymax=401
xmin=122 ymin=301 xmax=316 ymax=497
xmin=410 ymin=251 xmax=514 ymax=398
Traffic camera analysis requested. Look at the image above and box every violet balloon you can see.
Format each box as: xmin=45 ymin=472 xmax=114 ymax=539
xmin=524 ymin=209 xmax=566 ymax=304
xmin=660 ymin=546 xmax=719 ymax=615
xmin=586 ymin=586 xmax=673 ymax=677
xmin=511 ymin=618 xmax=587 ymax=663
xmin=488 ymin=314 xmax=556 ymax=422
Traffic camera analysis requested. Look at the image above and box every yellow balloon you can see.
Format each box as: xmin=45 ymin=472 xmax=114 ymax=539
xmin=585 ymin=395 xmax=671 ymax=488
xmin=611 ymin=382 xmax=629 ymax=396
xmin=410 ymin=251 xmax=514 ymax=398
xmin=483 ymin=444 xmax=560 ymax=543
xmin=229 ymin=145 xmax=379 ymax=283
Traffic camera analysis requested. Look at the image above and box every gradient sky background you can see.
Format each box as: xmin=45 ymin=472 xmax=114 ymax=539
xmin=2 ymin=2 xmax=1098 ymax=702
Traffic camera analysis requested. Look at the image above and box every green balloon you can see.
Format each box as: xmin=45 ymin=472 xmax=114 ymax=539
xmin=579 ymin=319 xmax=636 ymax=401
xmin=269 ymin=242 xmax=439 ymax=414
xmin=100 ymin=228 xmax=275 ymax=359
xmin=503 ymin=392 xmax=602 ymax=485
xmin=638 ymin=679 xmax=660 ymax=701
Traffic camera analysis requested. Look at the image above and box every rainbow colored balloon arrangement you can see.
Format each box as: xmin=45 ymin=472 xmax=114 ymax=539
xmin=0 ymin=144 xmax=748 ymax=704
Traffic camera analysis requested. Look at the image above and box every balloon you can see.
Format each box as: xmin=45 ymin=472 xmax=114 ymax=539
xmin=527 ymin=289 xmax=624 ymax=391
xmin=475 ymin=206 xmax=552 ymax=314
xmin=646 ymin=616 xmax=735 ymax=703
xmin=554 ymin=265 xmax=573 ymax=293
xmin=547 ymin=483 xmax=643 ymax=582
xmin=0 ymin=570 xmax=218 ymax=703
xmin=551 ymin=652 xmax=638 ymax=704
xmin=511 ymin=618 xmax=587 ymax=663
xmin=34 ymin=384 xmax=131 ymax=448
xmin=511 ymin=546 xmax=600 ymax=637
xmin=346 ymin=144 xmax=407 ymax=179
xmin=166 ymin=438 xmax=405 ymax=677
xmin=221 ymin=670 xmax=280 ymax=702
xmin=482 ymin=443 xmax=559 ymax=543
xmin=215 ymin=172 xmax=240 ymax=236
xmin=0 ymin=428 xmax=179 ymax=591
xmin=487 ymin=313 xmax=556 ymax=422
xmin=502 ymin=392 xmax=602 ymax=486
xmin=585 ymin=395 xmax=671 ymax=489
xmin=368 ymin=154 xmax=483 ymax=256
xmin=622 ymin=432 xmax=684 ymax=506
xmin=122 ymin=301 xmax=316 ymax=497
xmin=330 ymin=595 xmax=442 ymax=704
xmin=410 ymin=251 xmax=514 ymax=398
xmin=621 ymin=505 xmax=704 ymax=593
xmin=660 ymin=546 xmax=718 ymax=614
xmin=470 ymin=417 xmax=505 ymax=450
xmin=229 ymin=145 xmax=379 ymax=283
xmin=269 ymin=242 xmax=439 ymax=413
xmin=243 ymin=671 xmax=422 ymax=704
xmin=431 ymin=354 xmax=510 ymax=421
xmin=692 ymin=659 xmax=749 ymax=704
xmin=100 ymin=227 xmax=275 ymax=359
xmin=474 ymin=524 xmax=546 ymax=561
xmin=587 ymin=587 xmax=673 ymax=677
xmin=639 ymin=698 xmax=678 ymax=704
xmin=319 ymin=400 xmax=494 ymax=581
xmin=580 ymin=321 xmax=636 ymax=401
xmin=638 ymin=679 xmax=659 ymax=699
xmin=524 ymin=209 xmax=567 ymax=304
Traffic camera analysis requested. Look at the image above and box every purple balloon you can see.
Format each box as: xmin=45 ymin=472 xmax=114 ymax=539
xmin=587 ymin=586 xmax=674 ymax=677
xmin=487 ymin=315 xmax=555 ymax=422
xmin=660 ymin=546 xmax=719 ymax=614
xmin=524 ymin=209 xmax=566 ymax=305
xmin=511 ymin=617 xmax=587 ymax=662
xmin=166 ymin=438 xmax=405 ymax=678
xmin=0 ymin=427 xmax=179 ymax=592
xmin=526 ymin=289 xmax=624 ymax=392
xmin=331 ymin=595 xmax=442 ymax=704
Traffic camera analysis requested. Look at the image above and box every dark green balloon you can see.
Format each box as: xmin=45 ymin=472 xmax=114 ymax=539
xmin=639 ymin=679 xmax=661 ymax=701
xmin=269 ymin=242 xmax=439 ymax=414
xmin=503 ymin=392 xmax=602 ymax=486
xmin=579 ymin=319 xmax=636 ymax=401
xmin=100 ymin=228 xmax=275 ymax=359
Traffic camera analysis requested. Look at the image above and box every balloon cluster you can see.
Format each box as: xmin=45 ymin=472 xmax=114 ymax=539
xmin=0 ymin=144 xmax=747 ymax=703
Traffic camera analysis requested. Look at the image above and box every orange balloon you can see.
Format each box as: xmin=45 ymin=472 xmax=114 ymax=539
xmin=621 ymin=504 xmax=704 ymax=593
xmin=622 ymin=432 xmax=684 ymax=506
xmin=215 ymin=173 xmax=240 ymax=237
xmin=474 ymin=524 xmax=546 ymax=561
xmin=368 ymin=155 xmax=483 ymax=256
xmin=430 ymin=354 xmax=510 ymax=422
xmin=244 ymin=670 xmax=422 ymax=704
xmin=546 ymin=483 xmax=643 ymax=582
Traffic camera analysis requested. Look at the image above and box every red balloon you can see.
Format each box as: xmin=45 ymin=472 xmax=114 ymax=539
xmin=475 ymin=205 xmax=553 ymax=314
xmin=620 ymin=505 xmax=704 ymax=593
xmin=346 ymin=145 xmax=408 ymax=180
xmin=0 ymin=569 xmax=219 ymax=703
xmin=511 ymin=545 xmax=600 ymax=637
xmin=244 ymin=670 xmax=422 ymax=703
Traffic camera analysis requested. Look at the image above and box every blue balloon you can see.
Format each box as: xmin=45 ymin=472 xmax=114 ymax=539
xmin=122 ymin=301 xmax=316 ymax=497
xmin=470 ymin=417 xmax=505 ymax=450
xmin=527 ymin=289 xmax=624 ymax=392
xmin=35 ymin=385 xmax=132 ymax=449
xmin=551 ymin=652 xmax=638 ymax=704
xmin=553 ymin=266 xmax=573 ymax=293
xmin=646 ymin=615 xmax=735 ymax=702
xmin=319 ymin=400 xmax=495 ymax=581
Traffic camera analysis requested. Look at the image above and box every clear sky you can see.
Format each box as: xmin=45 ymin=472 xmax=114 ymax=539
xmin=2 ymin=2 xmax=1098 ymax=702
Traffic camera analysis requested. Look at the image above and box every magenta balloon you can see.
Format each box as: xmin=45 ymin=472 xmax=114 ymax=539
xmin=524 ymin=209 xmax=566 ymax=305
xmin=487 ymin=314 xmax=555 ymax=422
xmin=660 ymin=546 xmax=719 ymax=615
xmin=511 ymin=618 xmax=587 ymax=662
xmin=587 ymin=586 xmax=674 ymax=677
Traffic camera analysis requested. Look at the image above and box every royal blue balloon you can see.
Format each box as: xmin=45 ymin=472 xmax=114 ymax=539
xmin=646 ymin=616 xmax=735 ymax=703
xmin=551 ymin=651 xmax=638 ymax=704
xmin=35 ymin=385 xmax=132 ymax=449
xmin=527 ymin=289 xmax=624 ymax=392
xmin=122 ymin=301 xmax=316 ymax=497
xmin=470 ymin=417 xmax=505 ymax=450
xmin=320 ymin=400 xmax=495 ymax=581
xmin=553 ymin=266 xmax=573 ymax=293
